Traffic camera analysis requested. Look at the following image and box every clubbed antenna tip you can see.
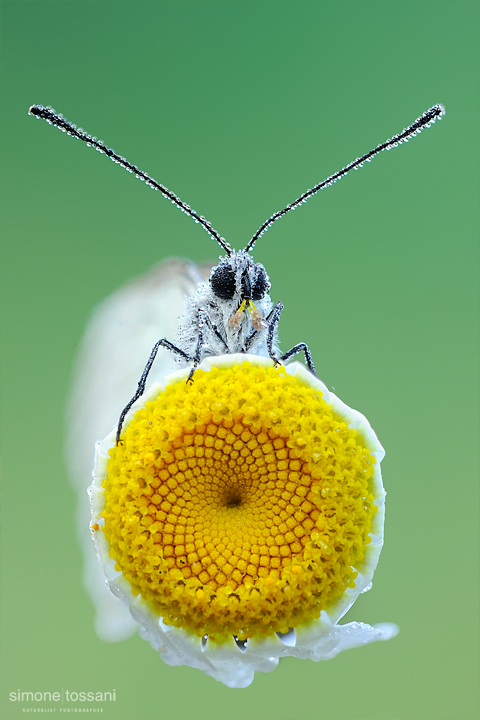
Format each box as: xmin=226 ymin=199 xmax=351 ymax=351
xmin=244 ymin=103 xmax=446 ymax=251
xmin=28 ymin=104 xmax=232 ymax=255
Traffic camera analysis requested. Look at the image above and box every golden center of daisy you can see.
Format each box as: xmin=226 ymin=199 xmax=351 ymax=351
xmin=102 ymin=362 xmax=377 ymax=641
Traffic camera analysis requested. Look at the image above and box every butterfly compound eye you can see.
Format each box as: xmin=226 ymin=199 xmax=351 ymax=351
xmin=210 ymin=265 xmax=236 ymax=300
xmin=252 ymin=266 xmax=269 ymax=301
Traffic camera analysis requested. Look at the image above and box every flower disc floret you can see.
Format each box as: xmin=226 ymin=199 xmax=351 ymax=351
xmin=101 ymin=361 xmax=377 ymax=641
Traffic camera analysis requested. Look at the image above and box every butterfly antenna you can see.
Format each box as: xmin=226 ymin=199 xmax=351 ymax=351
xmin=29 ymin=105 xmax=232 ymax=255
xmin=245 ymin=104 xmax=445 ymax=252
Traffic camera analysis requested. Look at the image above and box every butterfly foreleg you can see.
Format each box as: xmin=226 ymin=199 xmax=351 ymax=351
xmin=187 ymin=307 xmax=227 ymax=383
xmin=116 ymin=338 xmax=192 ymax=444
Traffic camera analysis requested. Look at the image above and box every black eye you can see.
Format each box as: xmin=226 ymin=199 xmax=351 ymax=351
xmin=252 ymin=266 xmax=269 ymax=300
xmin=210 ymin=264 xmax=236 ymax=300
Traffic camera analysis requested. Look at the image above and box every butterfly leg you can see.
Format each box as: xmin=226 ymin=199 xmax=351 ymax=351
xmin=116 ymin=338 xmax=192 ymax=444
xmin=279 ymin=343 xmax=317 ymax=376
xmin=245 ymin=302 xmax=283 ymax=359
xmin=246 ymin=302 xmax=317 ymax=376
xmin=187 ymin=311 xmax=207 ymax=383
xmin=186 ymin=307 xmax=230 ymax=384
xmin=198 ymin=308 xmax=228 ymax=352
xmin=265 ymin=302 xmax=284 ymax=366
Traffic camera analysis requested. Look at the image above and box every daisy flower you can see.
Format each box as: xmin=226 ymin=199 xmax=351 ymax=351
xmin=29 ymin=103 xmax=444 ymax=688
xmin=69 ymin=261 xmax=397 ymax=688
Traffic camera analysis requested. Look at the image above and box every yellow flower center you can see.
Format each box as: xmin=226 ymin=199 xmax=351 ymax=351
xmin=102 ymin=361 xmax=377 ymax=641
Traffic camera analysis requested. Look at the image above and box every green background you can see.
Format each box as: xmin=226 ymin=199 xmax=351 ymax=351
xmin=1 ymin=1 xmax=479 ymax=719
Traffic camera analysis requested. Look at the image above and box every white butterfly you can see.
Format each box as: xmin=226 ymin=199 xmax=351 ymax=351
xmin=31 ymin=103 xmax=444 ymax=686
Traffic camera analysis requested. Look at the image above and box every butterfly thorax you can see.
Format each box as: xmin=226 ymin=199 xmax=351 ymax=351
xmin=176 ymin=250 xmax=275 ymax=362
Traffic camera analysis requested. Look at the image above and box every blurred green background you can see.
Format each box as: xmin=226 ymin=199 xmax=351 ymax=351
xmin=1 ymin=1 xmax=478 ymax=719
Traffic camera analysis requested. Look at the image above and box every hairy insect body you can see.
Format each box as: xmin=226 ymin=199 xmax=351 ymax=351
xmin=176 ymin=250 xmax=275 ymax=362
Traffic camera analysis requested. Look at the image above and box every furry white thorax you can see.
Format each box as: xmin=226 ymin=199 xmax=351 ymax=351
xmin=175 ymin=250 xmax=275 ymax=362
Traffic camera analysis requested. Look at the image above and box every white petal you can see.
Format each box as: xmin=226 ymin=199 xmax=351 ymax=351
xmin=67 ymin=258 xmax=211 ymax=641
xmin=90 ymin=353 xmax=395 ymax=686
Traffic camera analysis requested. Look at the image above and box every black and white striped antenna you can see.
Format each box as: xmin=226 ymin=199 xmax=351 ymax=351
xmin=28 ymin=104 xmax=232 ymax=255
xmin=244 ymin=104 xmax=445 ymax=252
xmin=29 ymin=103 xmax=445 ymax=256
